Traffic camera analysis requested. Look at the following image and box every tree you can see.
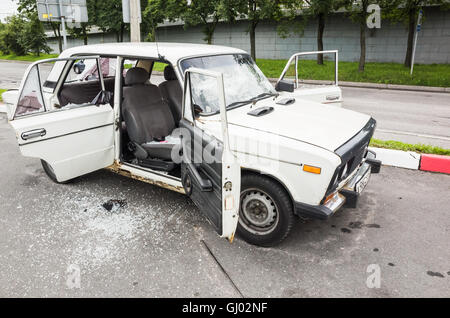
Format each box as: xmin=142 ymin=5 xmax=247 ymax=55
xmin=20 ymin=13 xmax=51 ymax=56
xmin=0 ymin=13 xmax=50 ymax=56
xmin=67 ymin=23 xmax=90 ymax=45
xmin=183 ymin=0 xmax=226 ymax=44
xmin=16 ymin=0 xmax=63 ymax=52
xmin=67 ymin=0 xmax=97 ymax=45
xmin=302 ymin=0 xmax=337 ymax=65
xmin=95 ymin=0 xmax=127 ymax=42
xmin=144 ymin=0 xmax=184 ymax=42
xmin=0 ymin=15 xmax=27 ymax=55
xmin=384 ymin=0 xmax=447 ymax=68
xmin=339 ymin=0 xmax=381 ymax=72
xmin=223 ymin=0 xmax=285 ymax=61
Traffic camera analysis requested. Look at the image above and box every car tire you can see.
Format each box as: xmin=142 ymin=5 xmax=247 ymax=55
xmin=41 ymin=160 xmax=72 ymax=184
xmin=236 ymin=173 xmax=295 ymax=247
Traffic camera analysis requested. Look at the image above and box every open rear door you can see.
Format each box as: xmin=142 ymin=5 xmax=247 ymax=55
xmin=276 ymin=50 xmax=343 ymax=107
xmin=9 ymin=56 xmax=115 ymax=182
xmin=180 ymin=68 xmax=240 ymax=242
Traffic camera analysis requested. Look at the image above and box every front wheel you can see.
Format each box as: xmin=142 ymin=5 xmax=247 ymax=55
xmin=41 ymin=160 xmax=72 ymax=184
xmin=236 ymin=174 xmax=295 ymax=247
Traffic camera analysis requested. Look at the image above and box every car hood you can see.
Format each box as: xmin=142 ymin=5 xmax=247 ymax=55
xmin=222 ymin=97 xmax=372 ymax=152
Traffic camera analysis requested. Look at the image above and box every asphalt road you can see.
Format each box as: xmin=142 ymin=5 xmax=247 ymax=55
xmin=0 ymin=113 xmax=449 ymax=297
xmin=343 ymin=87 xmax=450 ymax=149
xmin=1 ymin=59 xmax=449 ymax=148
xmin=0 ymin=60 xmax=53 ymax=90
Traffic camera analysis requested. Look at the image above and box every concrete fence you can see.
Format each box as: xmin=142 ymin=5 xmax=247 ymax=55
xmin=47 ymin=6 xmax=449 ymax=64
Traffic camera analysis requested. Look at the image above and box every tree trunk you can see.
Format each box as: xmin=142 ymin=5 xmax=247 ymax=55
xmin=359 ymin=21 xmax=366 ymax=72
xmin=317 ymin=13 xmax=325 ymax=65
xmin=50 ymin=23 xmax=63 ymax=53
xmin=83 ymin=27 xmax=88 ymax=45
xmin=250 ymin=21 xmax=257 ymax=61
xmin=120 ymin=24 xmax=125 ymax=42
xmin=206 ymin=30 xmax=213 ymax=45
xmin=56 ymin=24 xmax=62 ymax=53
xmin=404 ymin=8 xmax=416 ymax=68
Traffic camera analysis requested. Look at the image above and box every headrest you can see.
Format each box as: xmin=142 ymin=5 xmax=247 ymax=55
xmin=125 ymin=67 xmax=149 ymax=85
xmin=164 ymin=65 xmax=177 ymax=81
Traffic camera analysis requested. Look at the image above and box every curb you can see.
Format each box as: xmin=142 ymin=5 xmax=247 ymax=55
xmin=369 ymin=147 xmax=450 ymax=175
xmin=268 ymin=78 xmax=450 ymax=93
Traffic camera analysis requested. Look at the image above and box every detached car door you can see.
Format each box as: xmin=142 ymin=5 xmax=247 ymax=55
xmin=276 ymin=51 xmax=343 ymax=107
xmin=180 ymin=68 xmax=241 ymax=242
xmin=9 ymin=56 xmax=115 ymax=182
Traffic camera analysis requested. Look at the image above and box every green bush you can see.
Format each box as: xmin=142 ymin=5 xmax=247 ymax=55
xmin=0 ymin=15 xmax=27 ymax=56
xmin=0 ymin=14 xmax=50 ymax=56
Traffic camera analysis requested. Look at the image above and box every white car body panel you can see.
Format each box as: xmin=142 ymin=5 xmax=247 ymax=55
xmin=10 ymin=104 xmax=114 ymax=182
xmin=197 ymin=109 xmax=343 ymax=205
xmin=223 ymin=97 xmax=370 ymax=152
xmin=4 ymin=43 xmax=378 ymax=239
xmin=291 ymin=85 xmax=343 ymax=108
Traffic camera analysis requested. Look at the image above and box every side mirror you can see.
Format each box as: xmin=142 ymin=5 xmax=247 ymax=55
xmin=193 ymin=104 xmax=202 ymax=117
xmin=73 ymin=65 xmax=82 ymax=74
xmin=73 ymin=60 xmax=85 ymax=74
xmin=275 ymin=80 xmax=295 ymax=93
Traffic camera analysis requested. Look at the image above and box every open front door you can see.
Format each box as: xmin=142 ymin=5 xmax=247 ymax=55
xmin=9 ymin=56 xmax=115 ymax=182
xmin=276 ymin=50 xmax=343 ymax=107
xmin=180 ymin=68 xmax=240 ymax=242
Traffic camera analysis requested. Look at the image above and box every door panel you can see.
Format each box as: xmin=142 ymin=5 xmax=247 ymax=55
xmin=180 ymin=120 xmax=224 ymax=233
xmin=180 ymin=68 xmax=240 ymax=241
xmin=11 ymin=105 xmax=114 ymax=182
xmin=10 ymin=56 xmax=115 ymax=182
xmin=277 ymin=50 xmax=343 ymax=107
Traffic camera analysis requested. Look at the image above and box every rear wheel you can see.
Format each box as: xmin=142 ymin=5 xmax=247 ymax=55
xmin=237 ymin=174 xmax=295 ymax=247
xmin=41 ymin=160 xmax=72 ymax=184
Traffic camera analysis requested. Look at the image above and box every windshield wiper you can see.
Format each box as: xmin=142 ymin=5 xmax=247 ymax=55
xmin=251 ymin=92 xmax=279 ymax=102
xmin=227 ymin=92 xmax=279 ymax=109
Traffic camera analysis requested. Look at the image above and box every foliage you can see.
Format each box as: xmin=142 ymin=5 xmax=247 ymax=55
xmin=94 ymin=0 xmax=127 ymax=42
xmin=255 ymin=58 xmax=450 ymax=87
xmin=144 ymin=0 xmax=184 ymax=41
xmin=16 ymin=0 xmax=63 ymax=52
xmin=304 ymin=1 xmax=339 ymax=64
xmin=0 ymin=13 xmax=49 ymax=56
xmin=370 ymin=139 xmax=450 ymax=156
xmin=0 ymin=89 xmax=7 ymax=102
xmin=0 ymin=53 xmax=58 ymax=62
xmin=0 ymin=15 xmax=27 ymax=55
xmin=19 ymin=13 xmax=51 ymax=56
xmin=221 ymin=0 xmax=286 ymax=60
xmin=382 ymin=0 xmax=447 ymax=67
xmin=182 ymin=0 xmax=226 ymax=44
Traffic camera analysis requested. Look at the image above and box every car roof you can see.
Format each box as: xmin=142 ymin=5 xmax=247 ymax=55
xmin=59 ymin=42 xmax=248 ymax=64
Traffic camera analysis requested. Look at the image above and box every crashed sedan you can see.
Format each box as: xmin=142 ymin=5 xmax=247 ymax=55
xmin=2 ymin=43 xmax=381 ymax=246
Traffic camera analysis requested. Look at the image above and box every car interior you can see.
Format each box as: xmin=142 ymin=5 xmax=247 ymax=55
xmin=119 ymin=59 xmax=184 ymax=177
xmin=49 ymin=56 xmax=184 ymax=177
xmin=56 ymin=57 xmax=116 ymax=108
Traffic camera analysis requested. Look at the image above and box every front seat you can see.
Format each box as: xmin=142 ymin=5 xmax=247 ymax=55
xmin=159 ymin=65 xmax=182 ymax=124
xmin=122 ymin=67 xmax=179 ymax=161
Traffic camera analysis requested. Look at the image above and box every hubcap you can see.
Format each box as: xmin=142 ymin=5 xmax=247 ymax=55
xmin=239 ymin=189 xmax=278 ymax=235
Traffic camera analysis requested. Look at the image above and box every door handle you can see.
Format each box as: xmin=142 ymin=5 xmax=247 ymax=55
xmin=326 ymin=95 xmax=340 ymax=101
xmin=187 ymin=163 xmax=213 ymax=192
xmin=21 ymin=128 xmax=46 ymax=140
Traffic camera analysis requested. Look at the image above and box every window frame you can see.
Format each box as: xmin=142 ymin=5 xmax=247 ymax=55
xmin=12 ymin=55 xmax=101 ymax=120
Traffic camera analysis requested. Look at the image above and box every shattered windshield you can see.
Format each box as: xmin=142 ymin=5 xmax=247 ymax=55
xmin=180 ymin=54 xmax=276 ymax=114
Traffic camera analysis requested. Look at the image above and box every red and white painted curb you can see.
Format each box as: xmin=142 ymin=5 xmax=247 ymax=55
xmin=369 ymin=147 xmax=450 ymax=174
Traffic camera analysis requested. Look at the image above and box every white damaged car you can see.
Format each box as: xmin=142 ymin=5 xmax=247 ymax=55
xmin=2 ymin=43 xmax=381 ymax=246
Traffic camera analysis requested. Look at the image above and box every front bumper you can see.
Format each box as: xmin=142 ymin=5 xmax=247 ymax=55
xmin=294 ymin=150 xmax=381 ymax=220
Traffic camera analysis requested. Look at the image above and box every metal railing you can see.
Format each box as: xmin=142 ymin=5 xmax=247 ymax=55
xmin=277 ymin=50 xmax=339 ymax=88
